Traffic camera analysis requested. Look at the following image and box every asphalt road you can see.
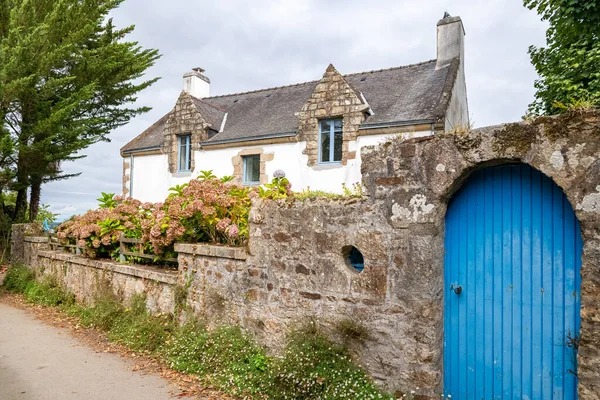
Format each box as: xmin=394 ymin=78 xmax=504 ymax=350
xmin=0 ymin=302 xmax=177 ymax=400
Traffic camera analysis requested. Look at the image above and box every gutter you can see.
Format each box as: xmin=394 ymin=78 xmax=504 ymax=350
xmin=201 ymin=131 xmax=297 ymax=147
xmin=358 ymin=119 xmax=436 ymax=130
xmin=121 ymin=145 xmax=161 ymax=155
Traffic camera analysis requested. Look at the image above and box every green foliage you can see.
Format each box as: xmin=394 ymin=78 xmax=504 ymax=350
xmin=23 ymin=278 xmax=75 ymax=307
xmin=259 ymin=176 xmax=292 ymax=199
xmin=262 ymin=321 xmax=390 ymax=399
xmin=0 ymin=0 xmax=160 ymax=221
xmin=69 ymin=290 xmax=124 ymax=331
xmin=341 ymin=183 xmax=365 ymax=198
xmin=525 ymin=0 xmax=600 ymax=115
xmin=34 ymin=204 xmax=59 ymax=225
xmin=97 ymin=192 xmax=118 ymax=209
xmin=198 ymin=170 xmax=217 ymax=180
xmin=335 ymin=318 xmax=371 ymax=344
xmin=552 ymin=96 xmax=597 ymax=114
xmin=164 ymin=323 xmax=270 ymax=396
xmin=108 ymin=294 xmax=175 ymax=352
xmin=2 ymin=264 xmax=34 ymax=292
xmin=2 ymin=265 xmax=74 ymax=306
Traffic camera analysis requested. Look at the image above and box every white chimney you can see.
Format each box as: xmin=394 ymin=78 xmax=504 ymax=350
xmin=183 ymin=67 xmax=210 ymax=99
xmin=436 ymin=13 xmax=465 ymax=70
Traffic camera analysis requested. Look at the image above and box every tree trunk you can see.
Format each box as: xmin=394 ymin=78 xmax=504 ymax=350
xmin=28 ymin=178 xmax=41 ymax=222
xmin=13 ymin=188 xmax=27 ymax=222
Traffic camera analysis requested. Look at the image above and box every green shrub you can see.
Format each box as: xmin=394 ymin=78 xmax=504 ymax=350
xmin=108 ymin=294 xmax=175 ymax=353
xmin=3 ymin=264 xmax=34 ymax=293
xmin=69 ymin=291 xmax=124 ymax=331
xmin=23 ymin=280 xmax=75 ymax=307
xmin=335 ymin=318 xmax=371 ymax=344
xmin=262 ymin=322 xmax=391 ymax=399
xmin=164 ymin=323 xmax=269 ymax=396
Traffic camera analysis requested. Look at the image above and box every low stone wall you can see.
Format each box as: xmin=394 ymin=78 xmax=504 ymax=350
xmin=24 ymin=237 xmax=177 ymax=314
xmin=11 ymin=223 xmax=42 ymax=265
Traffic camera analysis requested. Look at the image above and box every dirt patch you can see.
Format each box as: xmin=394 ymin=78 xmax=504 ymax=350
xmin=0 ymin=291 xmax=233 ymax=400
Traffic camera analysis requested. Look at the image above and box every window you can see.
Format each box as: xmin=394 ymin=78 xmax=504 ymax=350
xmin=178 ymin=135 xmax=191 ymax=172
xmin=243 ymin=155 xmax=260 ymax=185
xmin=343 ymin=245 xmax=365 ymax=273
xmin=319 ymin=119 xmax=343 ymax=164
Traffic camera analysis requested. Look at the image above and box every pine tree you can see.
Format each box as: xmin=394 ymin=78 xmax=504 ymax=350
xmin=0 ymin=0 xmax=160 ymax=221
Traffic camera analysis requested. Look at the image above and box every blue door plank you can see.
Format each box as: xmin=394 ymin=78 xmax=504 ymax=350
xmin=444 ymin=165 xmax=581 ymax=399
xmin=501 ymin=167 xmax=513 ymax=399
xmin=483 ymin=171 xmax=495 ymax=399
xmin=521 ymin=165 xmax=533 ymax=399
xmin=541 ymin=173 xmax=554 ymax=399
xmin=511 ymin=166 xmax=523 ymax=399
xmin=474 ymin=173 xmax=486 ymax=400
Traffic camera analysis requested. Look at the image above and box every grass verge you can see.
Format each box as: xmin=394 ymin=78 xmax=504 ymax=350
xmin=2 ymin=265 xmax=392 ymax=399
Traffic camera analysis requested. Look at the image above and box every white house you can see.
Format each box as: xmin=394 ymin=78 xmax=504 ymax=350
xmin=120 ymin=14 xmax=468 ymax=202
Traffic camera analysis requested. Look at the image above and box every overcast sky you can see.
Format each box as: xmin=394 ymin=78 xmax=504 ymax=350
xmin=41 ymin=0 xmax=548 ymax=220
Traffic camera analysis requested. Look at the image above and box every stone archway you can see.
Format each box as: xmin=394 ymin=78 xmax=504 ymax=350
xmin=360 ymin=111 xmax=600 ymax=397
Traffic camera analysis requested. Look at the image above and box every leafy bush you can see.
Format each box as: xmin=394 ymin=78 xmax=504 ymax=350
xmin=69 ymin=291 xmax=124 ymax=331
xmin=56 ymin=172 xmax=257 ymax=261
xmin=108 ymin=294 xmax=175 ymax=352
xmin=23 ymin=279 xmax=75 ymax=307
xmin=3 ymin=264 xmax=34 ymax=293
xmin=164 ymin=323 xmax=269 ymax=396
xmin=262 ymin=322 xmax=390 ymax=399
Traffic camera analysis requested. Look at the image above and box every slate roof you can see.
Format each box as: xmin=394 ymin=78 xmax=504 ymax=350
xmin=122 ymin=113 xmax=169 ymax=153
xmin=121 ymin=58 xmax=459 ymax=153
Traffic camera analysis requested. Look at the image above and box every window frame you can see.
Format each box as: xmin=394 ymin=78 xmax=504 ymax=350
xmin=318 ymin=118 xmax=343 ymax=164
xmin=177 ymin=134 xmax=192 ymax=172
xmin=242 ymin=154 xmax=261 ymax=186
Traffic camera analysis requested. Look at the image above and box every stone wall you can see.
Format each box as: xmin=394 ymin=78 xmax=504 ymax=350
xmin=358 ymin=111 xmax=600 ymax=398
xmin=11 ymin=223 xmax=42 ymax=265
xmin=23 ymin=237 xmax=177 ymax=314
xmin=16 ymin=112 xmax=600 ymax=398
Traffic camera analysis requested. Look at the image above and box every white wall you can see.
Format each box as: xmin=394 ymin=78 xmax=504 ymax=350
xmin=127 ymin=130 xmax=434 ymax=202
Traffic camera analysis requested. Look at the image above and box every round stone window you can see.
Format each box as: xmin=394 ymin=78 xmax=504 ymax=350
xmin=343 ymin=245 xmax=364 ymax=272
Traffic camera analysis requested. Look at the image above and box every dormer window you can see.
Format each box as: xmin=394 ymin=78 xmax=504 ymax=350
xmin=178 ymin=134 xmax=191 ymax=171
xmin=319 ymin=119 xmax=343 ymax=164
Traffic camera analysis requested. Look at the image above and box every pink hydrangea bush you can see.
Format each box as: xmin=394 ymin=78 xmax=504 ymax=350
xmin=56 ymin=174 xmax=258 ymax=263
xmin=56 ymin=196 xmax=148 ymax=259
xmin=141 ymin=177 xmax=253 ymax=255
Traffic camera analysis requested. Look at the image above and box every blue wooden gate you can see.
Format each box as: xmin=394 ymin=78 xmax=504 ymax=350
xmin=444 ymin=165 xmax=582 ymax=399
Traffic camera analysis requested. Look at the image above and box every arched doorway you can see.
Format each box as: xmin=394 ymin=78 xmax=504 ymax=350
xmin=444 ymin=164 xmax=582 ymax=399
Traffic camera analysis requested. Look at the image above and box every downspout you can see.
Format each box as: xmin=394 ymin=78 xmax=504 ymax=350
xmin=129 ymin=155 xmax=134 ymax=198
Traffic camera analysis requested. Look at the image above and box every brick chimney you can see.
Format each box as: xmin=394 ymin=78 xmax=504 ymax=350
xmin=436 ymin=13 xmax=465 ymax=70
xmin=183 ymin=67 xmax=210 ymax=99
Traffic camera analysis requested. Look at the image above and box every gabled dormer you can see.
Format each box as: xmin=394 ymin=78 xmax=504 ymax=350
xmin=295 ymin=64 xmax=371 ymax=167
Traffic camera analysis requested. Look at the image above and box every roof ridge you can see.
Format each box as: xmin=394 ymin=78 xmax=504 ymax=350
xmin=203 ymin=59 xmax=438 ymax=100
xmin=204 ymin=80 xmax=317 ymax=99
xmin=344 ymin=59 xmax=437 ymax=77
